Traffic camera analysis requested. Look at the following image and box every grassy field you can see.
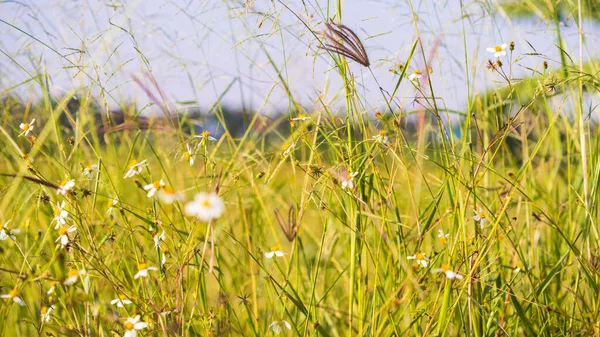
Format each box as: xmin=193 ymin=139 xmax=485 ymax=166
xmin=1 ymin=0 xmax=600 ymax=336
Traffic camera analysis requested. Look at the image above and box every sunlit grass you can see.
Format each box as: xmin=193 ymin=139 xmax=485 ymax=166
xmin=0 ymin=0 xmax=600 ymax=336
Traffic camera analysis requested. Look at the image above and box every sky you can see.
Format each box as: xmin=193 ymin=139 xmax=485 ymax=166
xmin=0 ymin=0 xmax=598 ymax=118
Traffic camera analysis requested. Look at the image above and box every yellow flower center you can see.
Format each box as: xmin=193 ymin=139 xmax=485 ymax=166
xmin=163 ymin=186 xmax=175 ymax=194
xmin=184 ymin=152 xmax=191 ymax=160
xmin=201 ymin=131 xmax=211 ymax=138
xmin=379 ymin=130 xmax=387 ymax=137
xmin=67 ymin=270 xmax=78 ymax=278
xmin=438 ymin=236 xmax=447 ymax=245
xmin=202 ymin=199 xmax=212 ymax=207
xmin=479 ymin=211 xmax=487 ymax=219
xmin=413 ymin=69 xmax=422 ymax=75
xmin=9 ymin=288 xmax=19 ymax=298
xmin=415 ymin=253 xmax=425 ymax=260
xmin=161 ymin=245 xmax=168 ymax=253
xmin=49 ymin=281 xmax=57 ymax=287
xmin=494 ymin=45 xmax=502 ymax=52
xmin=58 ymin=226 xmax=68 ymax=236
xmin=59 ymin=179 xmax=68 ymax=187
xmin=153 ymin=181 xmax=162 ymax=189
xmin=41 ymin=306 xmax=48 ymax=314
xmin=125 ymin=321 xmax=134 ymax=330
xmin=270 ymin=245 xmax=280 ymax=252
xmin=21 ymin=123 xmax=30 ymax=130
xmin=138 ymin=262 xmax=147 ymax=271
xmin=441 ymin=264 xmax=452 ymax=272
xmin=119 ymin=294 xmax=127 ymax=300
xmin=282 ymin=143 xmax=291 ymax=151
xmin=128 ymin=160 xmax=138 ymax=169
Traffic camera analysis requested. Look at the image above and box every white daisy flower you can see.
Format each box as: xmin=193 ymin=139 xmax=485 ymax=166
xmin=107 ymin=198 xmax=119 ymax=215
xmin=47 ymin=281 xmax=58 ymax=295
xmin=82 ymin=164 xmax=100 ymax=178
xmin=341 ymin=171 xmax=358 ymax=190
xmin=432 ymin=264 xmax=463 ymax=280
xmin=408 ymin=69 xmax=422 ymax=81
xmin=184 ymin=192 xmax=225 ymax=222
xmin=40 ymin=305 xmax=55 ymax=322
xmin=153 ymin=230 xmax=165 ymax=248
xmin=473 ymin=207 xmax=487 ymax=229
xmin=195 ymin=131 xmax=217 ymax=142
xmin=157 ymin=187 xmax=184 ymax=204
xmin=486 ymin=43 xmax=507 ymax=58
xmin=123 ymin=315 xmax=149 ymax=337
xmin=184 ymin=143 xmax=195 ymax=166
xmin=63 ymin=269 xmax=85 ymax=286
xmin=1 ymin=288 xmax=25 ymax=306
xmin=269 ymin=320 xmax=292 ymax=334
xmin=264 ymin=245 xmax=285 ymax=259
xmin=372 ymin=130 xmax=389 ymax=144
xmin=407 ymin=252 xmax=429 ymax=268
xmin=0 ymin=220 xmax=20 ymax=241
xmin=111 ymin=294 xmax=133 ymax=308
xmin=123 ymin=159 xmax=147 ymax=179
xmin=437 ymin=229 xmax=450 ymax=245
xmin=160 ymin=246 xmax=168 ymax=266
xmin=57 ymin=179 xmax=75 ymax=196
xmin=53 ymin=201 xmax=69 ymax=228
xmin=290 ymin=114 xmax=310 ymax=121
xmin=55 ymin=225 xmax=77 ymax=248
xmin=19 ymin=118 xmax=35 ymax=137
xmin=143 ymin=179 xmax=165 ymax=198
xmin=134 ymin=262 xmax=158 ymax=279
xmin=282 ymin=143 xmax=295 ymax=156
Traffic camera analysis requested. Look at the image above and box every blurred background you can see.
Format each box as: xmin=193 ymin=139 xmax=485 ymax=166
xmin=0 ymin=1 xmax=598 ymax=119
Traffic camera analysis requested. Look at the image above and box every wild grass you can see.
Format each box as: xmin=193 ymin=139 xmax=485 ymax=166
xmin=0 ymin=0 xmax=600 ymax=336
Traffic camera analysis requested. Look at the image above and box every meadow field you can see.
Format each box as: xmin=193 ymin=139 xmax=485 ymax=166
xmin=1 ymin=0 xmax=600 ymax=336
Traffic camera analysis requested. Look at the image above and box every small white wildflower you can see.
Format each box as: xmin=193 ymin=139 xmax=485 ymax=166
xmin=123 ymin=315 xmax=149 ymax=337
xmin=19 ymin=118 xmax=35 ymax=137
xmin=195 ymin=131 xmax=217 ymax=142
xmin=57 ymin=179 xmax=75 ymax=196
xmin=372 ymin=130 xmax=389 ymax=144
xmin=55 ymin=225 xmax=76 ymax=248
xmin=437 ymin=229 xmax=449 ymax=245
xmin=408 ymin=69 xmax=422 ymax=81
xmin=153 ymin=230 xmax=165 ymax=248
xmin=264 ymin=245 xmax=285 ymax=259
xmin=184 ymin=192 xmax=225 ymax=222
xmin=53 ymin=201 xmax=69 ymax=228
xmin=143 ymin=179 xmax=165 ymax=198
xmin=134 ymin=262 xmax=158 ymax=279
xmin=63 ymin=269 xmax=85 ymax=286
xmin=1 ymin=288 xmax=25 ymax=306
xmin=40 ymin=305 xmax=55 ymax=322
xmin=432 ymin=264 xmax=463 ymax=280
xmin=290 ymin=114 xmax=310 ymax=121
xmin=486 ymin=43 xmax=507 ymax=58
xmin=123 ymin=159 xmax=147 ymax=179
xmin=473 ymin=207 xmax=487 ymax=229
xmin=341 ymin=171 xmax=358 ymax=190
xmin=111 ymin=294 xmax=133 ymax=308
xmin=184 ymin=143 xmax=195 ymax=166
xmin=82 ymin=164 xmax=100 ymax=178
xmin=407 ymin=252 xmax=429 ymax=268
xmin=282 ymin=143 xmax=295 ymax=156
xmin=0 ymin=220 xmax=20 ymax=241
xmin=47 ymin=281 xmax=58 ymax=295
xmin=269 ymin=320 xmax=292 ymax=334
xmin=107 ymin=198 xmax=119 ymax=215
